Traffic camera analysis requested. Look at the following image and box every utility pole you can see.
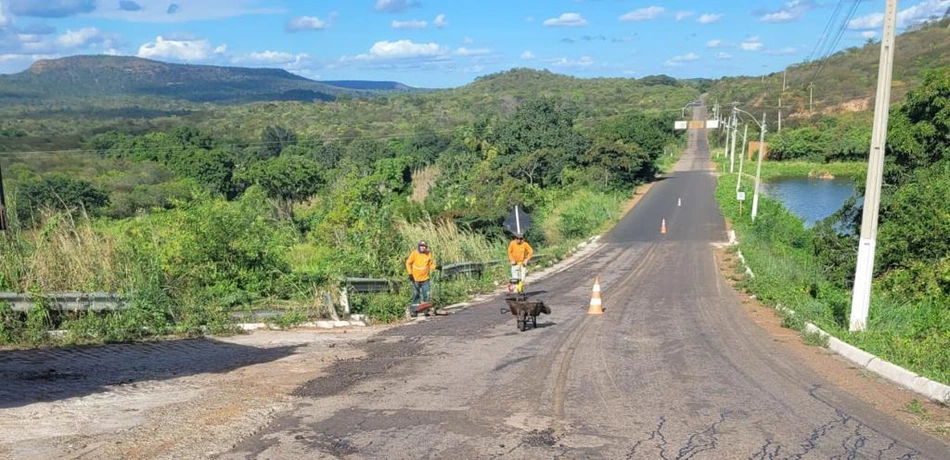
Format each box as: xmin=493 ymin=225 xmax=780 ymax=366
xmin=722 ymin=111 xmax=730 ymax=159
xmin=849 ymin=0 xmax=898 ymax=332
xmin=729 ymin=109 xmax=738 ymax=173
xmin=737 ymin=124 xmax=748 ymax=193
xmin=778 ymin=98 xmax=783 ymax=133
xmin=751 ymin=112 xmax=767 ymax=221
xmin=782 ymin=70 xmax=787 ymax=92
xmin=0 ymin=158 xmax=7 ymax=231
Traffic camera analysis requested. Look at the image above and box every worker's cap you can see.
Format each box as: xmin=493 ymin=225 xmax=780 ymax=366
xmin=418 ymin=240 xmax=428 ymax=248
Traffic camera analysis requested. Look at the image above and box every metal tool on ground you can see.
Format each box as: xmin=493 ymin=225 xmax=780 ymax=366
xmin=588 ymin=277 xmax=604 ymax=315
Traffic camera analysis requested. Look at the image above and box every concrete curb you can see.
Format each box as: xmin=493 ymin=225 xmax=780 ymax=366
xmin=237 ymin=319 xmax=367 ymax=331
xmin=733 ymin=240 xmax=950 ymax=405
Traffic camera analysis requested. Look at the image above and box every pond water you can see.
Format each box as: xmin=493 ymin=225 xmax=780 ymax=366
xmin=762 ymin=177 xmax=859 ymax=227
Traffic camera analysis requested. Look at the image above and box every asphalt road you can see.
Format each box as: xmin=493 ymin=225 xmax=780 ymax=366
xmin=221 ymin=109 xmax=950 ymax=459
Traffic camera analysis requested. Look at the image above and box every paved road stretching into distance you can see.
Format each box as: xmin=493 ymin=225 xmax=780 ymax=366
xmin=221 ymin=108 xmax=950 ymax=459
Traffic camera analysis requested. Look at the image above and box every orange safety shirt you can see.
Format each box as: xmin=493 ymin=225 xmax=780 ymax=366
xmin=406 ymin=250 xmax=436 ymax=282
xmin=508 ymin=240 xmax=533 ymax=265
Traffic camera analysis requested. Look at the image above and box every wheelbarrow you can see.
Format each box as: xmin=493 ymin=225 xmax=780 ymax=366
xmin=501 ymin=299 xmax=551 ymax=332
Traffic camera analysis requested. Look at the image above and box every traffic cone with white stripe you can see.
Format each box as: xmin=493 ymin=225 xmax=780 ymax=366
xmin=588 ymin=277 xmax=604 ymax=315
xmin=661 ymin=219 xmax=667 ymax=235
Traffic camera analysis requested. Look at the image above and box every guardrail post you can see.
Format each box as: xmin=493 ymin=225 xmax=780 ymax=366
xmin=340 ymin=287 xmax=350 ymax=316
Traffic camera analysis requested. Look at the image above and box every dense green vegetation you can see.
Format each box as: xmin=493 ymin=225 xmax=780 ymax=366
xmin=715 ymin=67 xmax=950 ymax=384
xmin=708 ymin=18 xmax=950 ymax=119
xmin=0 ymin=88 xmax=684 ymax=345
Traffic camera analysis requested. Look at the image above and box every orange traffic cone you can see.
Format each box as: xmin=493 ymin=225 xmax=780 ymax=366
xmin=661 ymin=219 xmax=667 ymax=234
xmin=588 ymin=277 xmax=604 ymax=315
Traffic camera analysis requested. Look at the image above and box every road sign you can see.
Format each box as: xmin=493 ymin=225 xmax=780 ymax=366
xmin=674 ymin=121 xmax=688 ymax=130
xmin=503 ymin=205 xmax=532 ymax=236
xmin=706 ymin=119 xmax=720 ymax=129
xmin=737 ymin=191 xmax=746 ymax=201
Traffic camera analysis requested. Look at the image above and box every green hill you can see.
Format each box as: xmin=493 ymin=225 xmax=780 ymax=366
xmin=193 ymin=68 xmax=700 ymax=141
xmin=0 ymin=55 xmax=349 ymax=104
xmin=707 ymin=18 xmax=950 ymax=118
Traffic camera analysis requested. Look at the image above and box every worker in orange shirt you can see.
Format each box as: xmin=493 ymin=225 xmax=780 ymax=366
xmin=507 ymin=234 xmax=533 ymax=294
xmin=405 ymin=240 xmax=436 ymax=317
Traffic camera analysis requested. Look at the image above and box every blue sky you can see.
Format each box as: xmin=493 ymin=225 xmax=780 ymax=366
xmin=0 ymin=0 xmax=948 ymax=87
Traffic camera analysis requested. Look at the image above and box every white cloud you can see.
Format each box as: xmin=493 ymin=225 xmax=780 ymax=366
xmin=434 ymin=14 xmax=448 ymax=28
xmin=137 ymin=35 xmax=217 ymax=61
xmin=766 ymin=47 xmax=798 ymax=56
xmin=548 ymin=55 xmax=594 ymax=68
xmin=463 ymin=36 xmax=474 ymax=45
xmin=760 ymin=0 xmax=813 ymax=23
xmin=89 ymin=0 xmax=284 ymax=23
xmin=543 ymin=13 xmax=587 ymax=27
xmin=741 ymin=36 xmax=763 ymax=51
xmin=675 ymin=11 xmax=693 ymax=21
xmin=664 ymin=52 xmax=699 ymax=66
xmin=350 ymin=39 xmax=447 ymax=61
xmin=862 ymin=31 xmax=878 ymax=39
xmin=849 ymin=0 xmax=950 ymax=30
xmin=374 ymin=0 xmax=420 ymax=13
xmin=231 ymin=50 xmax=309 ymax=66
xmin=454 ymin=47 xmax=489 ymax=56
xmin=525 ymin=16 xmax=534 ymax=22
xmin=706 ymin=39 xmax=723 ymax=48
xmin=55 ymin=27 xmax=105 ymax=48
xmin=619 ymin=6 xmax=665 ymax=22
xmin=715 ymin=52 xmax=732 ymax=60
xmin=286 ymin=16 xmax=327 ymax=32
xmin=392 ymin=19 xmax=427 ymax=29
xmin=697 ymin=14 xmax=723 ymax=24
xmin=521 ymin=50 xmax=535 ymax=60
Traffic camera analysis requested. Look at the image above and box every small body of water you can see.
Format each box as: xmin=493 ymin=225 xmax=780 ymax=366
xmin=762 ymin=177 xmax=859 ymax=227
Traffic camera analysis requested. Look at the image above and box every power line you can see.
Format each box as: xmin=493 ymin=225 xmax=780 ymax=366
xmin=811 ymin=0 xmax=865 ymax=82
xmin=805 ymin=0 xmax=847 ymax=64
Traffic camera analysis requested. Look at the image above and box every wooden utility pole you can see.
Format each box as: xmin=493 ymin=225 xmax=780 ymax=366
xmin=849 ymin=0 xmax=899 ymax=332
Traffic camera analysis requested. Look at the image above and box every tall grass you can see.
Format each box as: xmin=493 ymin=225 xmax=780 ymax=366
xmin=538 ymin=189 xmax=626 ymax=249
xmin=395 ymin=217 xmax=505 ymax=264
xmin=0 ymin=211 xmax=121 ymax=292
xmin=714 ymin=166 xmax=950 ymax=385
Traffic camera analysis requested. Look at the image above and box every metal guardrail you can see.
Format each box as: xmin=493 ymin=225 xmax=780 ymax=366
xmin=0 ymin=292 xmax=124 ymax=313
xmin=0 ymin=256 xmax=552 ymax=316
xmin=343 ymin=277 xmax=400 ymax=293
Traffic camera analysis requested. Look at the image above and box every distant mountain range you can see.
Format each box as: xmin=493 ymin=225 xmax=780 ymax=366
xmin=0 ymin=55 xmax=418 ymax=105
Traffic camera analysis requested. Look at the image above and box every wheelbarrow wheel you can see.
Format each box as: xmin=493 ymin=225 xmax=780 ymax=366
xmin=518 ymin=310 xmax=528 ymax=332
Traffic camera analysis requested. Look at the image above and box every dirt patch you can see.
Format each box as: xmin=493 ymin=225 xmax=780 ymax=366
xmin=713 ymin=247 xmax=950 ymax=441
xmin=0 ymin=327 xmax=385 ymax=460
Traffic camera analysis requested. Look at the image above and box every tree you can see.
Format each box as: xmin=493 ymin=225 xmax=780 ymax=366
xmin=15 ymin=175 xmax=110 ymax=226
xmin=581 ymin=141 xmax=650 ymax=189
xmin=172 ymin=149 xmax=237 ymax=198
xmin=259 ymin=125 xmax=298 ymax=159
xmin=236 ymin=156 xmax=323 ymax=217
xmin=496 ymin=97 xmax=590 ymax=186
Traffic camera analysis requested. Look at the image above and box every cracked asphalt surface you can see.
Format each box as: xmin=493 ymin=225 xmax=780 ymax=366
xmin=219 ymin=109 xmax=950 ymax=459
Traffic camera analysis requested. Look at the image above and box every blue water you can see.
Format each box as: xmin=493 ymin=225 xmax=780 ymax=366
xmin=762 ymin=177 xmax=859 ymax=228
